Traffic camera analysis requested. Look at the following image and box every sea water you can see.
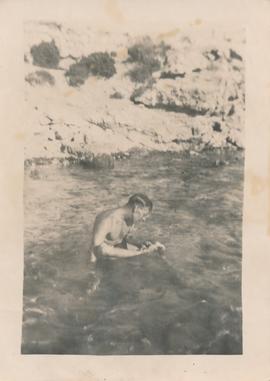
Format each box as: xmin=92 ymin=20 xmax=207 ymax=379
xmin=22 ymin=150 xmax=244 ymax=354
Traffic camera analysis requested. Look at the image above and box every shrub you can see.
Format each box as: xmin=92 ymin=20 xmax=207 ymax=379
xmin=25 ymin=70 xmax=55 ymax=86
xmin=30 ymin=40 xmax=60 ymax=69
xmin=127 ymin=37 xmax=169 ymax=66
xmin=65 ymin=52 xmax=116 ymax=86
xmin=65 ymin=58 xmax=90 ymax=86
xmin=126 ymin=37 xmax=170 ymax=83
xmin=87 ymin=52 xmax=116 ymax=77
xmin=127 ymin=64 xmax=153 ymax=83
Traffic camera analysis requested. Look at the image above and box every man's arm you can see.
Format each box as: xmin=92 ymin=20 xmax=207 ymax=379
xmin=94 ymin=242 xmax=143 ymax=258
xmin=94 ymin=241 xmax=165 ymax=259
xmin=91 ymin=216 xmax=144 ymax=259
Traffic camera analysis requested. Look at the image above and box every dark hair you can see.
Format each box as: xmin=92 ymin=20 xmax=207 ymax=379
xmin=127 ymin=193 xmax=153 ymax=211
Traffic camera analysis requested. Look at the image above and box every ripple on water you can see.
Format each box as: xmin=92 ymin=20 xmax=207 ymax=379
xmin=22 ymin=151 xmax=244 ymax=354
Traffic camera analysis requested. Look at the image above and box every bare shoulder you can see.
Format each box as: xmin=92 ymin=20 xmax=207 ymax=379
xmin=94 ymin=207 xmax=121 ymax=228
xmin=92 ymin=207 xmax=122 ymax=248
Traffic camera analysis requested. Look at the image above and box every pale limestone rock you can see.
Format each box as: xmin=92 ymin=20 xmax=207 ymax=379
xmin=24 ymin=21 xmax=245 ymax=161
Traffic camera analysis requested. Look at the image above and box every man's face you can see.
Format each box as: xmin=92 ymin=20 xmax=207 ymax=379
xmin=133 ymin=206 xmax=151 ymax=223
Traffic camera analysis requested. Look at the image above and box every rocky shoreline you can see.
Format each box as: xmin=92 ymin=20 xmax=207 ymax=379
xmin=24 ymin=22 xmax=245 ymax=169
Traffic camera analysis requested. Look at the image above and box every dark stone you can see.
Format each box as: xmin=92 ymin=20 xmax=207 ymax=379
xmin=227 ymin=104 xmax=235 ymax=116
xmin=204 ymin=49 xmax=221 ymax=61
xmin=131 ymin=98 xmax=208 ymax=116
xmin=160 ymin=71 xmax=185 ymax=79
xmin=110 ymin=91 xmax=124 ymax=99
xmin=226 ymin=137 xmax=241 ymax=149
xmin=55 ymin=131 xmax=62 ymax=140
xmin=92 ymin=154 xmax=114 ymax=169
xmin=210 ymin=49 xmax=221 ymax=60
xmin=212 ymin=121 xmax=222 ymax=132
xmin=66 ymin=146 xmax=74 ymax=155
xmin=172 ymin=138 xmax=187 ymax=144
xmin=228 ymin=95 xmax=238 ymax=101
xmin=80 ymin=154 xmax=114 ymax=170
xmin=230 ymin=49 xmax=243 ymax=61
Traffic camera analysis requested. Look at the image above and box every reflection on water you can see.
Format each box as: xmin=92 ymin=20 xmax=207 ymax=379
xmin=22 ymin=150 xmax=244 ymax=354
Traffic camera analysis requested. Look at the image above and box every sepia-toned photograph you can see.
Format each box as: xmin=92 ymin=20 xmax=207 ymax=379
xmin=22 ymin=20 xmax=245 ymax=355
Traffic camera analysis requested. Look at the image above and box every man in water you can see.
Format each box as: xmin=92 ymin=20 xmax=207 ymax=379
xmin=90 ymin=193 xmax=165 ymax=262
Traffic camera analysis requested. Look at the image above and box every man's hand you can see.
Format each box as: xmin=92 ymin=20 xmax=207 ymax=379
xmin=140 ymin=241 xmax=166 ymax=256
xmin=140 ymin=241 xmax=153 ymax=250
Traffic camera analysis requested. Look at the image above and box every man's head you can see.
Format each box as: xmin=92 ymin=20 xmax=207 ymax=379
xmin=127 ymin=193 xmax=153 ymax=222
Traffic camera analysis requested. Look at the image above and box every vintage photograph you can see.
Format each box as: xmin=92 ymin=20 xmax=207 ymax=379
xmin=22 ymin=20 xmax=245 ymax=355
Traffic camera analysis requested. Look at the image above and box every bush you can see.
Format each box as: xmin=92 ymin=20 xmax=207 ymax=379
xmin=65 ymin=58 xmax=90 ymax=86
xmin=30 ymin=40 xmax=60 ymax=69
xmin=65 ymin=52 xmax=116 ymax=87
xmin=25 ymin=70 xmax=55 ymax=86
xmin=127 ymin=37 xmax=169 ymax=66
xmin=87 ymin=52 xmax=116 ymax=77
xmin=127 ymin=64 xmax=154 ymax=83
xmin=126 ymin=37 xmax=170 ymax=83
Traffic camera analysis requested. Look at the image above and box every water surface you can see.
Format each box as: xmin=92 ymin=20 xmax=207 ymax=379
xmin=22 ymin=150 xmax=244 ymax=354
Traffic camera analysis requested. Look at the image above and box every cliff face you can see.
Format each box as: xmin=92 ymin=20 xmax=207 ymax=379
xmin=24 ymin=22 xmax=245 ymax=164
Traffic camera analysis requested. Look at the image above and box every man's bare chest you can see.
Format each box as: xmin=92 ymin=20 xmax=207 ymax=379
xmin=107 ymin=218 xmax=131 ymax=241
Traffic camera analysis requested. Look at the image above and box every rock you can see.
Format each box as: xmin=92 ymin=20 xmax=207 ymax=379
xmin=190 ymin=150 xmax=199 ymax=157
xmin=160 ymin=71 xmax=185 ymax=79
xmin=55 ymin=131 xmax=62 ymax=140
xmin=24 ymin=22 xmax=245 ymax=161
xmin=66 ymin=145 xmax=74 ymax=155
xmin=110 ymin=91 xmax=124 ymax=99
xmin=215 ymin=159 xmax=226 ymax=167
xmin=203 ymin=48 xmax=222 ymax=61
xmin=164 ymin=47 xmax=209 ymax=76
xmin=132 ymin=69 xmax=242 ymax=118
xmin=132 ymin=78 xmax=211 ymax=115
xmin=29 ymin=168 xmax=41 ymax=179
xmin=212 ymin=121 xmax=222 ymax=132
xmin=226 ymin=131 xmax=243 ymax=149
xmin=229 ymin=49 xmax=243 ymax=62
xmin=92 ymin=154 xmax=114 ymax=170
